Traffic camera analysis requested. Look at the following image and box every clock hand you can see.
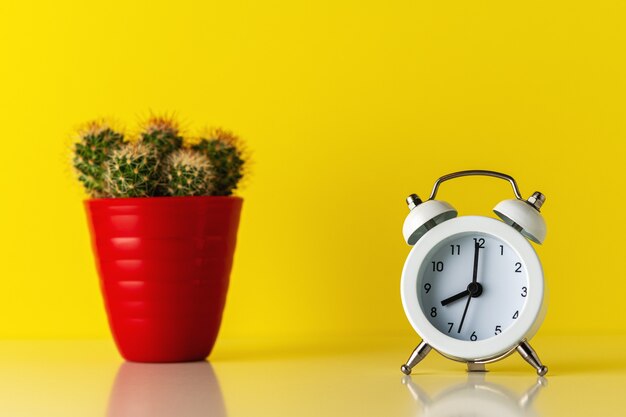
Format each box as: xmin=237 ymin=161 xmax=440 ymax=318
xmin=472 ymin=240 xmax=480 ymax=284
xmin=442 ymin=281 xmax=485 ymax=307
xmin=458 ymin=242 xmax=480 ymax=333
xmin=457 ymin=293 xmax=472 ymax=333
xmin=441 ymin=289 xmax=470 ymax=306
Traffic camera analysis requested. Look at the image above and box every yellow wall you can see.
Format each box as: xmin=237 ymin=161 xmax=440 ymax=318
xmin=0 ymin=1 xmax=624 ymax=343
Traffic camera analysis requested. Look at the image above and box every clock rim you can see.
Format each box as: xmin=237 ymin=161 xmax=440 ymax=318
xmin=401 ymin=215 xmax=544 ymax=361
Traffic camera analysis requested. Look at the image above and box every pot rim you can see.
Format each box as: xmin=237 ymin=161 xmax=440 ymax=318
xmin=84 ymin=195 xmax=243 ymax=204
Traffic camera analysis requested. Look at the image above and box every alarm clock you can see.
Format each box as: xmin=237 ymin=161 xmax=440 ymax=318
xmin=400 ymin=170 xmax=548 ymax=375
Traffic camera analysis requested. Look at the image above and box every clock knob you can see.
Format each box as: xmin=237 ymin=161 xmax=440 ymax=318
xmin=406 ymin=194 xmax=422 ymax=210
xmin=403 ymin=194 xmax=457 ymax=245
xmin=526 ymin=191 xmax=546 ymax=211
xmin=493 ymin=192 xmax=547 ymax=244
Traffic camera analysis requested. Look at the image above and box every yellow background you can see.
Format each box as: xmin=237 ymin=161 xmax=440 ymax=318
xmin=0 ymin=0 xmax=624 ymax=344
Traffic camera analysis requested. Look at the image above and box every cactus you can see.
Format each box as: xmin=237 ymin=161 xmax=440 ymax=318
xmin=139 ymin=115 xmax=183 ymax=157
xmin=192 ymin=128 xmax=245 ymax=196
xmin=162 ymin=149 xmax=213 ymax=196
xmin=104 ymin=142 xmax=160 ymax=198
xmin=73 ymin=121 xmax=124 ymax=196
xmin=71 ymin=116 xmax=247 ymax=199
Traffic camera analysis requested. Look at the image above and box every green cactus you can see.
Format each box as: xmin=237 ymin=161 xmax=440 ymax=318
xmin=162 ymin=149 xmax=213 ymax=196
xmin=104 ymin=142 xmax=160 ymax=198
xmin=71 ymin=117 xmax=247 ymax=199
xmin=73 ymin=122 xmax=124 ymax=196
xmin=139 ymin=116 xmax=183 ymax=157
xmin=192 ymin=128 xmax=245 ymax=196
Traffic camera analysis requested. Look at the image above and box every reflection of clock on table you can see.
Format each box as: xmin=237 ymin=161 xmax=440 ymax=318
xmin=402 ymin=374 xmax=546 ymax=417
xmin=400 ymin=171 xmax=548 ymax=375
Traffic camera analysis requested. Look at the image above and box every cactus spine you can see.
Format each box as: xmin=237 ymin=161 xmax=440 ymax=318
xmin=73 ymin=121 xmax=124 ymax=197
xmin=139 ymin=116 xmax=183 ymax=157
xmin=192 ymin=128 xmax=245 ymax=196
xmin=72 ymin=116 xmax=247 ymax=198
xmin=162 ymin=149 xmax=213 ymax=196
xmin=104 ymin=142 xmax=160 ymax=198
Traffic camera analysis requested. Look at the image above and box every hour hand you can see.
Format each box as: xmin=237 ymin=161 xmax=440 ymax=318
xmin=441 ymin=289 xmax=470 ymax=306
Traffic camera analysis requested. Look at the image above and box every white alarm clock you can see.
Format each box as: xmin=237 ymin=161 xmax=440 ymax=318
xmin=400 ymin=170 xmax=548 ymax=375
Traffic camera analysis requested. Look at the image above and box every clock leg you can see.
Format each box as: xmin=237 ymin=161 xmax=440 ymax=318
xmin=400 ymin=341 xmax=431 ymax=375
xmin=517 ymin=340 xmax=548 ymax=376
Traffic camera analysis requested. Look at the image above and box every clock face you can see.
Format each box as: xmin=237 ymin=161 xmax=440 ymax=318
xmin=417 ymin=232 xmax=529 ymax=342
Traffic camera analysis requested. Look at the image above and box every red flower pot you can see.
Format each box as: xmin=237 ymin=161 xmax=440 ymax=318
xmin=85 ymin=196 xmax=243 ymax=362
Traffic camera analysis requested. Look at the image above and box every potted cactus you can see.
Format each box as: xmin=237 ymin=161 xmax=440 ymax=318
xmin=73 ymin=117 xmax=246 ymax=362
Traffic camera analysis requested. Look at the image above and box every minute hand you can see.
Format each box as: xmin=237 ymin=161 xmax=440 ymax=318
xmin=472 ymin=240 xmax=480 ymax=284
xmin=458 ymin=240 xmax=481 ymax=333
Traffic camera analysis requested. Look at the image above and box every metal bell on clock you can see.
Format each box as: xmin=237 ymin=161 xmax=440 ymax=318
xmin=493 ymin=192 xmax=547 ymax=244
xmin=402 ymin=195 xmax=457 ymax=245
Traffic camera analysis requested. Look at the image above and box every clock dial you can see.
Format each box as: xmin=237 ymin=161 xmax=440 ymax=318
xmin=418 ymin=233 xmax=529 ymax=341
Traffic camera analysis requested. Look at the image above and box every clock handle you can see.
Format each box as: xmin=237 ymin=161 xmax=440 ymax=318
xmin=400 ymin=341 xmax=432 ymax=375
xmin=517 ymin=340 xmax=548 ymax=376
xmin=428 ymin=170 xmax=524 ymax=201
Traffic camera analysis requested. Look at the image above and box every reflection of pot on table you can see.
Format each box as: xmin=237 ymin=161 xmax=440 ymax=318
xmin=107 ymin=362 xmax=226 ymax=417
xmin=402 ymin=373 xmax=546 ymax=417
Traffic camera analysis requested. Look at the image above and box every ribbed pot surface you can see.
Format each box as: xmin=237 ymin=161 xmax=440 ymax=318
xmin=85 ymin=196 xmax=243 ymax=362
